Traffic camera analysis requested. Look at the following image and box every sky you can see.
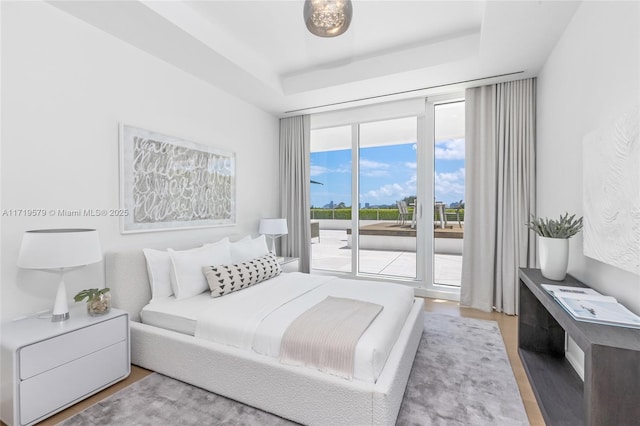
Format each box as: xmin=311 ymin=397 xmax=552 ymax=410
xmin=310 ymin=138 xmax=465 ymax=208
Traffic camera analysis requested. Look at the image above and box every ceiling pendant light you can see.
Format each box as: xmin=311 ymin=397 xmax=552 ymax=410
xmin=304 ymin=0 xmax=353 ymax=38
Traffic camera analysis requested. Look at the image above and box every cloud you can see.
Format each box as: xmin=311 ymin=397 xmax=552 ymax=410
xmin=360 ymin=159 xmax=390 ymax=173
xmin=434 ymin=168 xmax=465 ymax=199
xmin=310 ymin=162 xmax=350 ymax=176
xmin=362 ymin=169 xmax=390 ymax=177
xmin=362 ymin=183 xmax=408 ymax=201
xmin=359 ymin=158 xmax=391 ymax=177
xmin=360 ymin=159 xmax=390 ymax=170
xmin=360 ymin=183 xmax=404 ymax=200
xmin=310 ymin=165 xmax=330 ymax=177
xmin=358 ymin=167 xmax=464 ymax=205
xmin=434 ymin=138 xmax=465 ymax=160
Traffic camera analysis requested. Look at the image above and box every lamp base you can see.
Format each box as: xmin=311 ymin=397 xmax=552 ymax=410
xmin=51 ymin=272 xmax=70 ymax=322
xmin=266 ymin=236 xmax=277 ymax=256
xmin=51 ymin=312 xmax=70 ymax=322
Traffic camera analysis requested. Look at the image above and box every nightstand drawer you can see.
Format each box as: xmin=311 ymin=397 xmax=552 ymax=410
xmin=19 ymin=340 xmax=128 ymax=425
xmin=19 ymin=315 xmax=126 ymax=380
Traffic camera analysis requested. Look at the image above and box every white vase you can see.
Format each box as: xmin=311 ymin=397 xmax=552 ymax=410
xmin=539 ymin=236 xmax=569 ymax=281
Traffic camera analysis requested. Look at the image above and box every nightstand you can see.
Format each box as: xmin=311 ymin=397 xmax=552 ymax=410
xmin=279 ymin=257 xmax=300 ymax=273
xmin=0 ymin=306 xmax=130 ymax=426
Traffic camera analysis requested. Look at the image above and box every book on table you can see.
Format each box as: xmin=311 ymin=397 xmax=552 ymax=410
xmin=541 ymin=284 xmax=640 ymax=329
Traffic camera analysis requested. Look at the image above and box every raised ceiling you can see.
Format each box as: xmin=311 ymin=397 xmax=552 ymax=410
xmin=51 ymin=1 xmax=580 ymax=116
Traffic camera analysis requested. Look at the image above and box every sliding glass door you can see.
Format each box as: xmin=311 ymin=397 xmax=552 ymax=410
xmin=425 ymin=95 xmax=465 ymax=294
xmin=310 ymin=114 xmax=421 ymax=281
xmin=310 ymin=96 xmax=463 ymax=300
xmin=309 ymin=125 xmax=352 ymax=273
xmin=358 ymin=117 xmax=417 ymax=278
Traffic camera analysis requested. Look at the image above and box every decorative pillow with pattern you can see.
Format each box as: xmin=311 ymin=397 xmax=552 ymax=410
xmin=203 ymin=253 xmax=282 ymax=298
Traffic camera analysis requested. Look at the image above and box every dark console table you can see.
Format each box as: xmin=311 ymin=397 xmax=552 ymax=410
xmin=518 ymin=268 xmax=640 ymax=425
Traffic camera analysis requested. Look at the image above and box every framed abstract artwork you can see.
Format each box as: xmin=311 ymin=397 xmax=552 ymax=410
xmin=583 ymin=106 xmax=639 ymax=275
xmin=119 ymin=124 xmax=236 ymax=233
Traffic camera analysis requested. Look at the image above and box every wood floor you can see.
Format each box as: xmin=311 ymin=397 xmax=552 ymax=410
xmin=31 ymin=298 xmax=544 ymax=426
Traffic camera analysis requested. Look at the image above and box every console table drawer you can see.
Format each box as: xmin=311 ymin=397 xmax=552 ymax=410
xmin=19 ymin=340 xmax=128 ymax=425
xmin=19 ymin=315 xmax=127 ymax=380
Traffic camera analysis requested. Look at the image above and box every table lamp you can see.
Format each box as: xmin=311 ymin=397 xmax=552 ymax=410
xmin=17 ymin=229 xmax=102 ymax=322
xmin=258 ymin=218 xmax=288 ymax=258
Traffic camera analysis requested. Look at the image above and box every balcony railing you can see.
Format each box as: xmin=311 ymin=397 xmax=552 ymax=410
xmin=310 ymin=208 xmax=465 ymax=223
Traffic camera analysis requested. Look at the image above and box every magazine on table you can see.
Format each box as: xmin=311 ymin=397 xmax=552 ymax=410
xmin=541 ymin=284 xmax=640 ymax=329
xmin=541 ymin=284 xmax=601 ymax=298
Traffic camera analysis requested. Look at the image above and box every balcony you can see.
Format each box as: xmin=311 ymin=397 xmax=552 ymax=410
xmin=310 ymin=209 xmax=464 ymax=286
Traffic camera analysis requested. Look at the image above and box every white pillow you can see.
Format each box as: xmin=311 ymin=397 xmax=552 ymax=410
xmin=230 ymin=234 xmax=270 ymax=263
xmin=210 ymin=235 xmax=248 ymax=247
xmin=232 ymin=235 xmax=251 ymax=243
xmin=169 ymin=239 xmax=232 ymax=300
xmin=143 ymin=245 xmax=208 ymax=301
xmin=143 ymin=238 xmax=231 ymax=301
xmin=142 ymin=248 xmax=173 ymax=300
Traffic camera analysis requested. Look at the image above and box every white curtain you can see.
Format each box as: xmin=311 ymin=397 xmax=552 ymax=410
xmin=460 ymin=79 xmax=537 ymax=314
xmin=279 ymin=115 xmax=311 ymax=273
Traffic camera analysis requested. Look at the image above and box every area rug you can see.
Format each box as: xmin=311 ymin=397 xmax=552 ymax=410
xmin=58 ymin=313 xmax=528 ymax=426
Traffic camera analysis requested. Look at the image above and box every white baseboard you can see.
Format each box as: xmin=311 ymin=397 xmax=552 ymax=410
xmin=414 ymin=287 xmax=460 ymax=302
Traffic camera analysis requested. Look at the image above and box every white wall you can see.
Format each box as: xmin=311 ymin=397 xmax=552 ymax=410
xmin=537 ymin=0 xmax=640 ymax=314
xmin=1 ymin=2 xmax=279 ymax=321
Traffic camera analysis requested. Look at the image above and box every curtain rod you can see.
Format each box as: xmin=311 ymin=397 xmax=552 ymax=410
xmin=283 ymin=70 xmax=525 ymax=114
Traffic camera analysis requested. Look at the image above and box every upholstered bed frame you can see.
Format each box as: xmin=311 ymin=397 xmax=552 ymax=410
xmin=106 ymin=248 xmax=424 ymax=425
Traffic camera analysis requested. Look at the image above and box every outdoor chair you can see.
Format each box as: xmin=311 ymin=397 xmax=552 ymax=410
xmin=444 ymin=200 xmax=464 ymax=227
xmin=396 ymin=200 xmax=409 ymax=225
xmin=410 ymin=200 xmax=417 ymax=228
xmin=310 ymin=220 xmax=320 ymax=242
xmin=456 ymin=201 xmax=464 ymax=227
xmin=434 ymin=201 xmax=447 ymax=228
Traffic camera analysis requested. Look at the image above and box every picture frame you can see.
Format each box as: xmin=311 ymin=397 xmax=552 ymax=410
xmin=119 ymin=124 xmax=236 ymax=233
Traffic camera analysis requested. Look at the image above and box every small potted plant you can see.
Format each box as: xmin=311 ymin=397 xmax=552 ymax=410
xmin=74 ymin=288 xmax=111 ymax=316
xmin=526 ymin=212 xmax=583 ymax=281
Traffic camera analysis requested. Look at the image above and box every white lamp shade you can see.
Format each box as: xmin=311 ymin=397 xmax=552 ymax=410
xmin=18 ymin=229 xmax=102 ymax=269
xmin=259 ymin=218 xmax=288 ymax=236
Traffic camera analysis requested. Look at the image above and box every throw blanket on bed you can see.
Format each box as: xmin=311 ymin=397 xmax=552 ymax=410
xmin=280 ymin=296 xmax=383 ymax=379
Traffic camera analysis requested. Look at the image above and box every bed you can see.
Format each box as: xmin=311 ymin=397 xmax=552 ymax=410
xmin=106 ymin=241 xmax=424 ymax=425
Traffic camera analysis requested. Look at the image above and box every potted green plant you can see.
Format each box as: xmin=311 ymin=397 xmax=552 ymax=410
xmin=74 ymin=288 xmax=111 ymax=316
xmin=526 ymin=213 xmax=583 ymax=280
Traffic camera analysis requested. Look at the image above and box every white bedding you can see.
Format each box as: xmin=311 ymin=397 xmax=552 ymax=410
xmin=140 ymin=292 xmax=211 ymax=335
xmin=140 ymin=272 xmax=415 ymax=383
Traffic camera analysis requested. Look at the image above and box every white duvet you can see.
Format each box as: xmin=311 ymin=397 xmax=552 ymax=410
xmin=141 ymin=272 xmax=415 ymax=382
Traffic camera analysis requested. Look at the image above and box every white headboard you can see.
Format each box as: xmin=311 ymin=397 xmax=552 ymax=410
xmin=105 ymin=238 xmax=246 ymax=321
xmin=105 ymin=250 xmax=151 ymax=322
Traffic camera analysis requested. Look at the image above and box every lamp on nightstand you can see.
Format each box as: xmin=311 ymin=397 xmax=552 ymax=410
xmin=259 ymin=218 xmax=288 ymax=258
xmin=18 ymin=229 xmax=102 ymax=322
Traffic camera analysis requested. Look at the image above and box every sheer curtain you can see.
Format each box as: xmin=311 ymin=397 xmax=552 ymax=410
xmin=279 ymin=115 xmax=311 ymax=272
xmin=460 ymin=78 xmax=537 ymax=314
